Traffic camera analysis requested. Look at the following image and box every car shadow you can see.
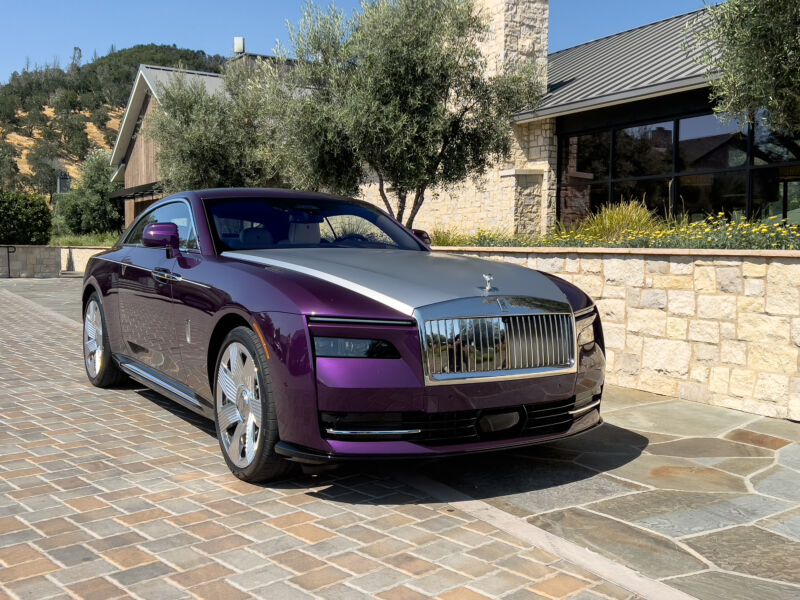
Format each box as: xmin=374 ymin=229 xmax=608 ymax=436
xmin=128 ymin=386 xmax=647 ymax=507
xmin=133 ymin=388 xmax=217 ymax=437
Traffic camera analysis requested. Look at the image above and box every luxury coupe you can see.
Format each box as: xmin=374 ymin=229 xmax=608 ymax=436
xmin=82 ymin=189 xmax=605 ymax=481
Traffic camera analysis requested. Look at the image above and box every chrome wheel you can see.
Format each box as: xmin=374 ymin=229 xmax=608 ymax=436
xmin=216 ymin=342 xmax=263 ymax=468
xmin=83 ymin=299 xmax=103 ymax=378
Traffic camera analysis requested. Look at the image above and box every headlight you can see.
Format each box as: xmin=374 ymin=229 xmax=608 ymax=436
xmin=313 ymin=337 xmax=401 ymax=359
xmin=576 ymin=311 xmax=596 ymax=346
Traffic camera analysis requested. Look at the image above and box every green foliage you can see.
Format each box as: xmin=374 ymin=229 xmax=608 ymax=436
xmin=253 ymin=0 xmax=544 ymax=227
xmin=49 ymin=231 xmax=120 ymax=247
xmin=147 ymin=61 xmax=284 ymax=192
xmin=555 ymin=201 xmax=664 ymax=243
xmin=695 ymin=0 xmax=800 ymax=134
xmin=0 ymin=136 xmax=19 ymax=189
xmin=56 ymin=148 xmax=123 ymax=234
xmin=25 ymin=139 xmax=60 ymax=197
xmin=0 ymin=190 xmax=52 ymax=245
xmin=90 ymin=106 xmax=109 ymax=130
xmin=432 ymin=203 xmax=800 ymax=250
xmin=58 ymin=113 xmax=90 ymax=159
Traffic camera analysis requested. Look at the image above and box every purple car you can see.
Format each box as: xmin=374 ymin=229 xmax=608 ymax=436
xmin=82 ymin=189 xmax=605 ymax=482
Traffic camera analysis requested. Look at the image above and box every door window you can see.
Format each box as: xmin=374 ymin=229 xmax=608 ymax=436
xmin=124 ymin=201 xmax=198 ymax=250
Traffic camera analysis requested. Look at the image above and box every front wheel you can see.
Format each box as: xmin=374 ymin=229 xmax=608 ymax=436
xmin=213 ymin=327 xmax=293 ymax=482
xmin=83 ymin=292 xmax=124 ymax=387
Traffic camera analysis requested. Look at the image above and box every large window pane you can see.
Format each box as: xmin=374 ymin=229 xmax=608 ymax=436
xmin=560 ymin=132 xmax=610 ymax=184
xmin=614 ymin=122 xmax=673 ymax=178
xmin=677 ymin=171 xmax=747 ymax=221
xmin=753 ymin=111 xmax=800 ymax=165
xmin=678 ymin=114 xmax=747 ymax=172
xmin=613 ymin=178 xmax=673 ymax=218
xmin=559 ymin=184 xmax=609 ymax=228
xmin=752 ymin=165 xmax=800 ymax=223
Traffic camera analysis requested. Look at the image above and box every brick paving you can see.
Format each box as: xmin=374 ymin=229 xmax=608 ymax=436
xmin=0 ymin=283 xmax=639 ymax=600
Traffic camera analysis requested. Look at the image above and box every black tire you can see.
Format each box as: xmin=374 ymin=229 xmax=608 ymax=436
xmin=83 ymin=291 xmax=125 ymax=388
xmin=213 ymin=326 xmax=294 ymax=482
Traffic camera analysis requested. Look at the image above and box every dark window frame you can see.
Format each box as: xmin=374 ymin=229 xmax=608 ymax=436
xmin=556 ymin=108 xmax=800 ymax=222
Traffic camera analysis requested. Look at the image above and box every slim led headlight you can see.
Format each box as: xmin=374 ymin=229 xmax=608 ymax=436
xmin=313 ymin=337 xmax=401 ymax=359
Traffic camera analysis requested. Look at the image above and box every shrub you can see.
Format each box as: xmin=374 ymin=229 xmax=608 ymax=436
xmin=557 ymin=201 xmax=664 ymax=243
xmin=0 ymin=190 xmax=52 ymax=245
xmin=55 ymin=148 xmax=123 ymax=234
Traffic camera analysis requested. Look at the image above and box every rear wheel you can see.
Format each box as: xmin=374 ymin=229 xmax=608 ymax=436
xmin=214 ymin=327 xmax=293 ymax=482
xmin=83 ymin=292 xmax=124 ymax=387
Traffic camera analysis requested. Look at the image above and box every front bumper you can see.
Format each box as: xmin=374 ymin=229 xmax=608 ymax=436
xmin=276 ymin=407 xmax=603 ymax=464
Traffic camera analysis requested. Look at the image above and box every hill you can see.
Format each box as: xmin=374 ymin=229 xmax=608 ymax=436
xmin=0 ymin=44 xmax=225 ymax=195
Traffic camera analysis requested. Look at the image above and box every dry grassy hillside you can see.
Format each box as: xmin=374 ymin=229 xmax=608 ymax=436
xmin=4 ymin=106 xmax=123 ymax=180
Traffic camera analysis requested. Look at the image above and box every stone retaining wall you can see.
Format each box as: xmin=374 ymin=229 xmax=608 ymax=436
xmin=0 ymin=245 xmax=62 ymax=278
xmin=435 ymin=246 xmax=800 ymax=421
xmin=60 ymin=247 xmax=107 ymax=273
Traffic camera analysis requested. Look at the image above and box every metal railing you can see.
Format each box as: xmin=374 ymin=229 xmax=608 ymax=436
xmin=0 ymin=245 xmax=15 ymax=278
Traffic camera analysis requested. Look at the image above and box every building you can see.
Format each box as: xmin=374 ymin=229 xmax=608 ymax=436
xmin=110 ymin=1 xmax=800 ymax=231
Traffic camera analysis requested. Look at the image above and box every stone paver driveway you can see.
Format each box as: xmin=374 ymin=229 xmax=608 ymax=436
xmin=1 ymin=277 xmax=800 ymax=600
xmin=0 ymin=283 xmax=642 ymax=600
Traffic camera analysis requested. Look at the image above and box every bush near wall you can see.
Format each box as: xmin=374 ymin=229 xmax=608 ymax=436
xmin=432 ymin=203 xmax=800 ymax=251
xmin=0 ymin=190 xmax=52 ymax=245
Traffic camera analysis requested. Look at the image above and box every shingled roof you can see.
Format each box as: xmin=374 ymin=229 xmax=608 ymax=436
xmin=515 ymin=9 xmax=713 ymax=122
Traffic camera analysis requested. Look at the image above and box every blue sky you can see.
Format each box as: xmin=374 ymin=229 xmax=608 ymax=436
xmin=0 ymin=0 xmax=710 ymax=84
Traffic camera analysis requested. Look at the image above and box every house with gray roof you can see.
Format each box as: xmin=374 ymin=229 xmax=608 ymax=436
xmin=110 ymin=1 xmax=800 ymax=231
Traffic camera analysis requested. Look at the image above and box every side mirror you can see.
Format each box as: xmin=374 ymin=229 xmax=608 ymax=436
xmin=412 ymin=229 xmax=432 ymax=246
xmin=143 ymin=223 xmax=180 ymax=251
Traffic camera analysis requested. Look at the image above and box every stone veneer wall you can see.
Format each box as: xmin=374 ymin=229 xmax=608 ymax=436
xmin=435 ymin=246 xmax=800 ymax=421
xmin=0 ymin=246 xmax=62 ymax=278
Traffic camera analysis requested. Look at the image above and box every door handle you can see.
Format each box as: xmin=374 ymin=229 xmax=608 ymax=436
xmin=152 ymin=268 xmax=182 ymax=283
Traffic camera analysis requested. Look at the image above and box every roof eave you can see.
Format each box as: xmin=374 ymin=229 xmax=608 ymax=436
xmin=110 ymin=69 xmax=153 ymax=167
xmin=513 ymin=75 xmax=712 ymax=123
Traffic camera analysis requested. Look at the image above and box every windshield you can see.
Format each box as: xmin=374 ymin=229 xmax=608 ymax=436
xmin=206 ymin=197 xmax=425 ymax=252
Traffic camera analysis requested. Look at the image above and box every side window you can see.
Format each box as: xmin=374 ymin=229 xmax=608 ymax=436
xmin=124 ymin=202 xmax=198 ymax=250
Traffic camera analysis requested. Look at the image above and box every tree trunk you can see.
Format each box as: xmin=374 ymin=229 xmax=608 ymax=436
xmin=395 ymin=190 xmax=407 ymax=224
xmin=405 ymin=186 xmax=426 ymax=228
xmin=377 ymin=172 xmax=395 ymax=217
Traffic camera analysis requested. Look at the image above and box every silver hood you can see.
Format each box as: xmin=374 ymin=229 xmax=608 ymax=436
xmin=223 ymin=248 xmax=569 ymax=317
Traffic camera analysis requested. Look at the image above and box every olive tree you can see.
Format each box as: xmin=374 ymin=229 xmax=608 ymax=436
xmin=57 ymin=148 xmax=123 ymax=233
xmin=147 ymin=61 xmax=285 ymax=193
xmin=696 ymin=0 xmax=800 ymax=133
xmin=253 ymin=0 xmax=543 ymax=227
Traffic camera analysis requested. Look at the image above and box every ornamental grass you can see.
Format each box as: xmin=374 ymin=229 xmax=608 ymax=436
xmin=431 ymin=202 xmax=800 ymax=250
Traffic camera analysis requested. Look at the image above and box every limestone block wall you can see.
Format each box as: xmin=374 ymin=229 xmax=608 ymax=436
xmin=61 ymin=247 xmax=107 ymax=273
xmin=0 ymin=246 xmax=62 ymax=278
xmin=435 ymin=246 xmax=800 ymax=421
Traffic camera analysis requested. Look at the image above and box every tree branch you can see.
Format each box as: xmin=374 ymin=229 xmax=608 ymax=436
xmin=405 ymin=185 xmax=426 ymax=228
xmin=376 ymin=170 xmax=395 ymax=217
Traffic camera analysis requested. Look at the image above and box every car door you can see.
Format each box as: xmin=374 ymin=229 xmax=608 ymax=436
xmin=118 ymin=201 xmax=192 ymax=378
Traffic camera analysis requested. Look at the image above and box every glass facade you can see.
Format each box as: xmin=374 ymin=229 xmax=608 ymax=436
xmin=557 ymin=110 xmax=800 ymax=226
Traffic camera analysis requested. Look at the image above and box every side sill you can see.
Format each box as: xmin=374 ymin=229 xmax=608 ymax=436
xmin=115 ymin=355 xmax=211 ymax=417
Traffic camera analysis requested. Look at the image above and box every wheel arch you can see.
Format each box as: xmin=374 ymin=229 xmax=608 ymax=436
xmin=82 ymin=280 xmax=100 ymax=311
xmin=207 ymin=311 xmax=253 ymax=392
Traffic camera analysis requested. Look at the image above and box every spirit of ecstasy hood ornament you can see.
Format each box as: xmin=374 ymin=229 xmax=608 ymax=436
xmin=482 ymin=273 xmax=494 ymax=293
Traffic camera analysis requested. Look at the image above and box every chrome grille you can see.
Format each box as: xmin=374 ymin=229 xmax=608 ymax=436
xmin=421 ymin=314 xmax=575 ymax=378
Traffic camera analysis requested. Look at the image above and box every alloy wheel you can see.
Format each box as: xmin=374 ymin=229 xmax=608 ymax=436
xmin=83 ymin=299 xmax=103 ymax=378
xmin=216 ymin=342 xmax=263 ymax=468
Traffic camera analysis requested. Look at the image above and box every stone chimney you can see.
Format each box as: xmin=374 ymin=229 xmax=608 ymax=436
xmin=478 ymin=0 xmax=549 ymax=80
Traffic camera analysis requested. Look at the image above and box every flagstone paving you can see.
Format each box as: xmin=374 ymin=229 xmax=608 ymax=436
xmin=423 ymin=390 xmax=800 ymax=598
xmin=2 ymin=276 xmax=800 ymax=599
